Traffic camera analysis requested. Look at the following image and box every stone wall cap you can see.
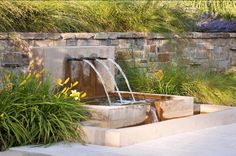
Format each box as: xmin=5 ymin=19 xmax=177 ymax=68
xmin=9 ymin=33 xmax=62 ymax=40
xmin=46 ymin=33 xmax=62 ymax=40
xmin=75 ymin=33 xmax=95 ymax=39
xmin=94 ymin=32 xmax=118 ymax=39
xmin=19 ymin=33 xmax=48 ymax=40
xmin=0 ymin=32 xmax=235 ymax=40
xmin=191 ymin=32 xmax=232 ymax=39
xmin=60 ymin=33 xmax=76 ymax=39
xmin=229 ymin=33 xmax=236 ymax=38
xmin=0 ymin=33 xmax=8 ymax=40
xmin=147 ymin=33 xmax=172 ymax=39
xmin=117 ymin=32 xmax=147 ymax=39
xmin=31 ymin=46 xmax=116 ymax=49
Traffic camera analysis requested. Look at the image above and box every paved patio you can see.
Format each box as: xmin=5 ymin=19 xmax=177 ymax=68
xmin=2 ymin=123 xmax=236 ymax=156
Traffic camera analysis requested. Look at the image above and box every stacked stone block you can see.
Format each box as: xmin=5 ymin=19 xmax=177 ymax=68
xmin=0 ymin=32 xmax=235 ymax=71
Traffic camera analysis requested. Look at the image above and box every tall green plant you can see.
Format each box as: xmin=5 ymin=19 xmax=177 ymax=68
xmin=0 ymin=69 xmax=88 ymax=151
xmin=182 ymin=72 xmax=236 ymax=105
xmin=119 ymin=61 xmax=236 ymax=105
xmin=118 ymin=63 xmax=190 ymax=95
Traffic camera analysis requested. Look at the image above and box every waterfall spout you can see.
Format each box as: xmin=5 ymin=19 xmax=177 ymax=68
xmin=83 ymin=60 xmax=112 ymax=105
xmin=107 ymin=59 xmax=136 ymax=102
xmin=95 ymin=59 xmax=124 ymax=103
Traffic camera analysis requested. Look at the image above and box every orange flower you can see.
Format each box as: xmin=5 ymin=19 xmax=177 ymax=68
xmin=154 ymin=69 xmax=164 ymax=81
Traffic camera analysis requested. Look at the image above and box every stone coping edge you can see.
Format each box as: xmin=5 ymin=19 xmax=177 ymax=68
xmin=0 ymin=32 xmax=236 ymax=40
xmin=82 ymin=106 xmax=236 ymax=147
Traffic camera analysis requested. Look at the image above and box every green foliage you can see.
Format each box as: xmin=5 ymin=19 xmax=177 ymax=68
xmin=119 ymin=62 xmax=236 ymax=106
xmin=0 ymin=69 xmax=88 ymax=151
xmin=118 ymin=63 xmax=189 ymax=95
xmin=117 ymin=63 xmax=150 ymax=92
xmin=182 ymin=72 xmax=236 ymax=105
xmin=191 ymin=0 xmax=236 ymax=19
xmin=0 ymin=1 xmax=235 ymax=32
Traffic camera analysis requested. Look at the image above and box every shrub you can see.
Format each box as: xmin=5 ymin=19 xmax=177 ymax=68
xmin=0 ymin=69 xmax=88 ymax=151
xmin=119 ymin=62 xmax=236 ymax=105
xmin=197 ymin=19 xmax=236 ymax=32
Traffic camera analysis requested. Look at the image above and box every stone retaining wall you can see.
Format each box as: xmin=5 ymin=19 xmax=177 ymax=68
xmin=0 ymin=32 xmax=236 ymax=71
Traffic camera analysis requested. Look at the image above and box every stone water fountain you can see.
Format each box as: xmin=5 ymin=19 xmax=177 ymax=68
xmin=30 ymin=46 xmax=193 ymax=140
xmin=31 ymin=46 xmax=193 ymax=129
xmin=65 ymin=56 xmax=158 ymax=128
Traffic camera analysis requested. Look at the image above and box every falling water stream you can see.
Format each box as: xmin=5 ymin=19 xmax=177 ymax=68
xmin=69 ymin=58 xmax=159 ymax=120
xmin=150 ymin=106 xmax=159 ymax=123
xmin=95 ymin=59 xmax=124 ymax=103
xmin=83 ymin=60 xmax=112 ymax=105
xmin=108 ymin=58 xmax=136 ymax=102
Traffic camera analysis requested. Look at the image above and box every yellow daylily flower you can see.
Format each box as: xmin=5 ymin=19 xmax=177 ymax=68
xmin=25 ymin=72 xmax=32 ymax=80
xmin=0 ymin=113 xmax=4 ymax=119
xmin=36 ymin=73 xmax=41 ymax=79
xmin=19 ymin=80 xmax=27 ymax=86
xmin=70 ymin=90 xmax=80 ymax=96
xmin=70 ymin=90 xmax=80 ymax=101
xmin=4 ymin=74 xmax=10 ymax=82
xmin=64 ymin=88 xmax=70 ymax=95
xmin=154 ymin=69 xmax=164 ymax=81
xmin=63 ymin=77 xmax=70 ymax=85
xmin=81 ymin=92 xmax=87 ymax=98
xmin=36 ymin=69 xmax=45 ymax=79
xmin=29 ymin=60 xmax=35 ymax=67
xmin=61 ymin=87 xmax=67 ymax=94
xmin=56 ymin=78 xmax=63 ymax=86
xmin=158 ymin=69 xmax=164 ymax=80
xmin=39 ymin=69 xmax=45 ymax=75
xmin=72 ymin=81 xmax=79 ymax=87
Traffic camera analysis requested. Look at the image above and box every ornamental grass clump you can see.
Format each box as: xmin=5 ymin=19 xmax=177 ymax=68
xmin=0 ymin=69 xmax=88 ymax=151
xmin=118 ymin=63 xmax=189 ymax=95
xmin=182 ymin=72 xmax=236 ymax=105
xmin=0 ymin=1 xmax=235 ymax=32
xmin=119 ymin=62 xmax=236 ymax=106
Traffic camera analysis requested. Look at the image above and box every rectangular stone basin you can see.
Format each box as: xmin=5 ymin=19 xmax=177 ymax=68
xmin=84 ymin=103 xmax=148 ymax=128
xmin=82 ymin=104 xmax=236 ymax=147
xmin=83 ymin=92 xmax=194 ymax=128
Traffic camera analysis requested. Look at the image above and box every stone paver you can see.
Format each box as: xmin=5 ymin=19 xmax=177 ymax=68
xmin=2 ymin=123 xmax=236 ymax=156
